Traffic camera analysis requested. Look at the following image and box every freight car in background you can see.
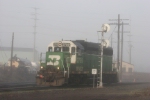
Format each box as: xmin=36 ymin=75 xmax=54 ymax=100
xmin=36 ymin=40 xmax=118 ymax=86
xmin=0 ymin=55 xmax=39 ymax=83
xmin=6 ymin=55 xmax=39 ymax=73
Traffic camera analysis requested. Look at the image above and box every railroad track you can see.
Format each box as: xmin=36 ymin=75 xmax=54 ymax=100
xmin=0 ymin=82 xmax=36 ymax=92
xmin=0 ymin=82 xmax=36 ymax=88
xmin=0 ymin=82 xmax=149 ymax=92
xmin=104 ymin=82 xmax=150 ymax=87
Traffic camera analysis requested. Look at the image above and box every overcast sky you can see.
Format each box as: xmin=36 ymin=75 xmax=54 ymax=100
xmin=0 ymin=0 xmax=150 ymax=72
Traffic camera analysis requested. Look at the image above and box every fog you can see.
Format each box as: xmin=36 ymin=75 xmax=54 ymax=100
xmin=0 ymin=0 xmax=150 ymax=72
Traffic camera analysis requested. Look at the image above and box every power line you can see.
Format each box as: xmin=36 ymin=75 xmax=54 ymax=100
xmin=31 ymin=7 xmax=39 ymax=62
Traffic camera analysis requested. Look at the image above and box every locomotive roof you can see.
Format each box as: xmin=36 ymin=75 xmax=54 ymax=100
xmin=73 ymin=40 xmax=99 ymax=50
xmin=72 ymin=41 xmax=84 ymax=50
xmin=75 ymin=40 xmax=100 ymax=49
xmin=72 ymin=40 xmax=113 ymax=56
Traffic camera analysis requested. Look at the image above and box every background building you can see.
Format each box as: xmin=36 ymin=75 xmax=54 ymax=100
xmin=0 ymin=47 xmax=39 ymax=65
xmin=113 ymin=61 xmax=134 ymax=73
xmin=113 ymin=61 xmax=134 ymax=82
xmin=121 ymin=61 xmax=134 ymax=73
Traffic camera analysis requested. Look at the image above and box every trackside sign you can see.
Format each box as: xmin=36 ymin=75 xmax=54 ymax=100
xmin=92 ymin=69 xmax=97 ymax=74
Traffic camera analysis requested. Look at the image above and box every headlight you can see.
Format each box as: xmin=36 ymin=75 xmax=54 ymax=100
xmin=40 ymin=66 xmax=43 ymax=69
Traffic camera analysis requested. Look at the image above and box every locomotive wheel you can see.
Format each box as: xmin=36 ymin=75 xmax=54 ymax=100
xmin=74 ymin=77 xmax=80 ymax=84
xmin=80 ymin=75 xmax=88 ymax=84
xmin=69 ymin=75 xmax=81 ymax=85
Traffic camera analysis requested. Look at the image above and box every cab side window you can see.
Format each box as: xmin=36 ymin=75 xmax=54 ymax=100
xmin=71 ymin=47 xmax=75 ymax=55
xmin=77 ymin=47 xmax=82 ymax=55
xmin=48 ymin=47 xmax=53 ymax=52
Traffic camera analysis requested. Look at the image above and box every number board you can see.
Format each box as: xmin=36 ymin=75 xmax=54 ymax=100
xmin=92 ymin=69 xmax=97 ymax=74
xmin=53 ymin=42 xmax=70 ymax=47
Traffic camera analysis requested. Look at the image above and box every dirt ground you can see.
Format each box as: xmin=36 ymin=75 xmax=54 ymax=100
xmin=0 ymin=83 xmax=150 ymax=100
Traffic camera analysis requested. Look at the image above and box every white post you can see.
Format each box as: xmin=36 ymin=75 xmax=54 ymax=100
xmin=99 ymin=31 xmax=103 ymax=88
xmin=97 ymin=24 xmax=110 ymax=88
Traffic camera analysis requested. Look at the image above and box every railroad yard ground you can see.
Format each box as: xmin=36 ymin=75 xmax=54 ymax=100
xmin=0 ymin=69 xmax=150 ymax=100
xmin=0 ymin=83 xmax=150 ymax=100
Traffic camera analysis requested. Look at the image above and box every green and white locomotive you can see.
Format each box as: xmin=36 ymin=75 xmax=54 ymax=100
xmin=36 ymin=40 xmax=118 ymax=86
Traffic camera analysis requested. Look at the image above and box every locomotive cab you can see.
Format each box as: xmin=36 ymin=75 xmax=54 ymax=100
xmin=46 ymin=40 xmax=84 ymax=64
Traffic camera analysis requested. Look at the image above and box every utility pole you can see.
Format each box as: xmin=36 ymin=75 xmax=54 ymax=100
xmin=32 ymin=7 xmax=39 ymax=62
xmin=128 ymin=18 xmax=132 ymax=64
xmin=120 ymin=22 xmax=123 ymax=81
xmin=109 ymin=14 xmax=129 ymax=82
xmin=115 ymin=26 xmax=130 ymax=82
xmin=129 ymin=44 xmax=132 ymax=64
xmin=109 ymin=14 xmax=121 ymax=71
xmin=117 ymin=14 xmax=120 ymax=72
xmin=10 ymin=32 xmax=14 ymax=74
xmin=128 ymin=35 xmax=132 ymax=64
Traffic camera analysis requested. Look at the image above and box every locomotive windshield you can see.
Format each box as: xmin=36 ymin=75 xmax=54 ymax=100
xmin=54 ymin=47 xmax=61 ymax=52
xmin=62 ymin=47 xmax=69 ymax=52
xmin=53 ymin=47 xmax=70 ymax=52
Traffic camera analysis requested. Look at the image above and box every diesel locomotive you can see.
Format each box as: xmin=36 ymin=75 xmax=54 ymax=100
xmin=36 ymin=40 xmax=118 ymax=86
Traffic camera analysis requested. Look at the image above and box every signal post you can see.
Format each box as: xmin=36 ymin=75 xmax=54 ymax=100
xmin=97 ymin=24 xmax=110 ymax=88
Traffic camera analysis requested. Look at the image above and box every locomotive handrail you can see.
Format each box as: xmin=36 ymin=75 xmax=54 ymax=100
xmin=61 ymin=60 xmax=65 ymax=77
xmin=66 ymin=57 xmax=70 ymax=79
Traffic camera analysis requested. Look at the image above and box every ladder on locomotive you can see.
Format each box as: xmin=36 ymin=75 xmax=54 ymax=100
xmin=97 ymin=38 xmax=102 ymax=88
xmin=97 ymin=44 xmax=101 ymax=88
